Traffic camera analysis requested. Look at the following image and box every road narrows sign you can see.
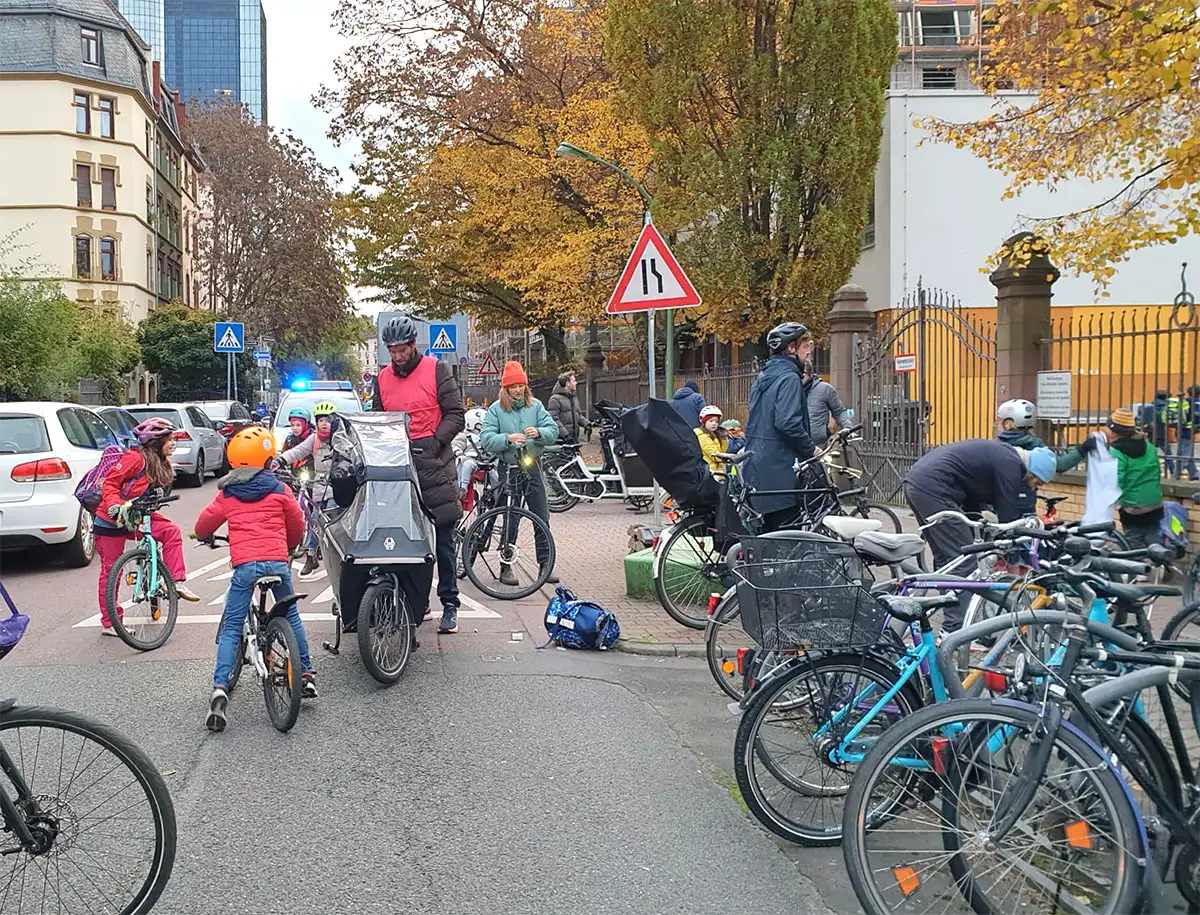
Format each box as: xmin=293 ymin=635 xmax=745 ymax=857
xmin=606 ymin=224 xmax=701 ymax=315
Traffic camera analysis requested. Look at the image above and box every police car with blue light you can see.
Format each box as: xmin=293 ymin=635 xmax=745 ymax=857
xmin=273 ymin=379 xmax=362 ymax=452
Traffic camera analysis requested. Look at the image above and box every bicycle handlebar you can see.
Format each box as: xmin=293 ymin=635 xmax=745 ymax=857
xmin=189 ymin=532 xmax=229 ymax=548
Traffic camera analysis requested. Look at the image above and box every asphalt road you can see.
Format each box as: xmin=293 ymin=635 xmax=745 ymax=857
xmin=0 ymin=481 xmax=856 ymax=915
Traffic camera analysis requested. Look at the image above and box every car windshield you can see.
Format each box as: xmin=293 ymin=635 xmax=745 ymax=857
xmin=0 ymin=415 xmax=51 ymax=454
xmin=127 ymin=408 xmax=184 ymax=427
xmin=200 ymin=403 xmax=230 ymax=420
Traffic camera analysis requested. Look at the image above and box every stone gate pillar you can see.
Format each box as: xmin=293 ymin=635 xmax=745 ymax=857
xmin=827 ymin=283 xmax=875 ymax=412
xmin=990 ymin=232 xmax=1059 ymax=413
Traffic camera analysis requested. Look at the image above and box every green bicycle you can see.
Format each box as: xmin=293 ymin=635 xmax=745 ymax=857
xmin=105 ymin=488 xmax=180 ymax=651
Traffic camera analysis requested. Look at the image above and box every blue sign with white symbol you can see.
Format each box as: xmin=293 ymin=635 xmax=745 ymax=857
xmin=214 ymin=322 xmax=245 ymax=353
xmin=428 ymin=323 xmax=457 ymax=352
xmin=252 ymin=349 xmax=270 ymax=360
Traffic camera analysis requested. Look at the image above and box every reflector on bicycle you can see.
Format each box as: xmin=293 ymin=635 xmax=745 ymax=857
xmin=892 ymin=866 xmax=920 ymax=897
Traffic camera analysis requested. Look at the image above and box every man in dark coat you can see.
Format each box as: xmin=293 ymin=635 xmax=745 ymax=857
xmin=669 ymin=380 xmax=706 ymax=428
xmin=744 ymin=322 xmax=816 ymax=531
xmin=547 ymin=371 xmax=584 ymax=445
xmin=371 ymin=315 xmax=466 ymax=634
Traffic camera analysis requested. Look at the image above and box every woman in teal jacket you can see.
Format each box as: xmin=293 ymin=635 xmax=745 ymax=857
xmin=479 ymin=360 xmax=559 ymax=584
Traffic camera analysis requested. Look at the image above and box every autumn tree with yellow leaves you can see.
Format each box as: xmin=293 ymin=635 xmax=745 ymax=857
xmin=926 ymin=0 xmax=1200 ymax=285
xmin=322 ymin=0 xmax=651 ymax=360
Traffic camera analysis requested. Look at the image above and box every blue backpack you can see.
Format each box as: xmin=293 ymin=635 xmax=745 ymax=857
xmin=1160 ymin=501 xmax=1189 ymax=557
xmin=541 ymin=587 xmax=620 ymax=651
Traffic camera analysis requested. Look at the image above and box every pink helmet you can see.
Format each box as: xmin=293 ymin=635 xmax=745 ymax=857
xmin=133 ymin=417 xmax=176 ymax=444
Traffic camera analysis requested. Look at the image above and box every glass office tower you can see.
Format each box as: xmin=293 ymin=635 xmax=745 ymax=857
xmin=128 ymin=0 xmax=268 ymax=122
xmin=113 ymin=0 xmax=165 ymax=64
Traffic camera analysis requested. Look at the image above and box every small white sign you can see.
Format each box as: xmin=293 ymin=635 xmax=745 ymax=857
xmin=894 ymin=353 xmax=917 ymax=373
xmin=1036 ymin=370 xmax=1073 ymax=420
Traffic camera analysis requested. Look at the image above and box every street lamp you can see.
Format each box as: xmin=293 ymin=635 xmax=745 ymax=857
xmin=555 ymin=142 xmax=675 ymax=397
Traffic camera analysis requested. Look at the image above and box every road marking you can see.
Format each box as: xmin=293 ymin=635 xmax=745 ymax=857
xmin=189 ymin=556 xmax=232 ymax=577
xmin=73 ymin=605 xmax=501 ymax=628
xmin=312 ymin=586 xmax=334 ymax=604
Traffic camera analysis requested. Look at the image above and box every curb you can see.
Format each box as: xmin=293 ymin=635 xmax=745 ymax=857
xmin=613 ymin=639 xmax=707 ymax=659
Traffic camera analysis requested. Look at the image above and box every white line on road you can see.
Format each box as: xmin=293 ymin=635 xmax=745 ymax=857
xmin=188 ymin=556 xmax=231 ymax=577
xmin=73 ymin=605 xmax=501 ymax=628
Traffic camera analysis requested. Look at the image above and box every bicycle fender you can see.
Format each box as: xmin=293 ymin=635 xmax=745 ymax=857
xmin=268 ymin=594 xmax=308 ymax=620
xmin=0 ymin=698 xmax=15 ymax=716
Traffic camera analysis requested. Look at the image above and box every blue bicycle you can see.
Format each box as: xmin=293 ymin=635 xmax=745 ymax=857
xmin=105 ymin=488 xmax=181 ymax=651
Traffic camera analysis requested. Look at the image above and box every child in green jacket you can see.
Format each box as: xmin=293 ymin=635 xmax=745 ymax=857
xmin=1079 ymin=408 xmax=1163 ymax=549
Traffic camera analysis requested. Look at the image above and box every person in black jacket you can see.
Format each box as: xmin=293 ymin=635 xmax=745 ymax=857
xmin=905 ymin=439 xmax=1057 ymax=631
xmin=547 ymin=371 xmax=584 ymax=445
xmin=370 ymin=315 xmax=466 ymax=634
xmin=744 ymin=322 xmax=816 ymax=531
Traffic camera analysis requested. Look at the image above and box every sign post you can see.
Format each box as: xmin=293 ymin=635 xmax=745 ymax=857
xmin=214 ymin=322 xmax=245 ymax=401
xmin=606 ymin=218 xmax=702 ymax=524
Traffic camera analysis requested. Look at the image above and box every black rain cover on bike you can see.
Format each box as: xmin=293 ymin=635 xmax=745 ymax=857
xmin=620 ymin=398 xmax=720 ymax=507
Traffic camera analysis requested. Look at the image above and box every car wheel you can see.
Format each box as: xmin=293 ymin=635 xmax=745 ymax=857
xmin=59 ymin=507 xmax=95 ymax=568
xmin=191 ymin=451 xmax=206 ymax=487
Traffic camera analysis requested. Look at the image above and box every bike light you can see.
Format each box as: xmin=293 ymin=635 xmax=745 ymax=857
xmin=736 ymin=647 xmax=749 ymax=675
xmin=10 ymin=458 xmax=71 ymax=482
xmin=521 ymin=454 xmax=533 ymax=468
xmin=707 ymin=593 xmax=721 ymax=616
xmin=983 ymin=670 xmax=1009 ymax=692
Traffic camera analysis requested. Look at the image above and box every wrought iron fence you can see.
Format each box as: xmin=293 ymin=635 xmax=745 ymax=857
xmin=1042 ymin=301 xmax=1200 ymax=478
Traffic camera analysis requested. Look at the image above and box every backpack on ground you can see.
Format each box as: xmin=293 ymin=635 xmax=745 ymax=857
xmin=74 ymin=445 xmax=128 ymax=515
xmin=541 ymin=587 xmax=620 ymax=651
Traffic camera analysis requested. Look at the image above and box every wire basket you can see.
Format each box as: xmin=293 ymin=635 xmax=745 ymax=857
xmin=733 ymin=534 xmax=887 ymax=651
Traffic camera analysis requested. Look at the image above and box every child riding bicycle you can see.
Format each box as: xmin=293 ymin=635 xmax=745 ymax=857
xmin=195 ymin=427 xmax=317 ymax=733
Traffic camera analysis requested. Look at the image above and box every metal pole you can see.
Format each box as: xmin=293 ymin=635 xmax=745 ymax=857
xmin=232 ymin=353 xmax=238 ymax=403
xmin=226 ymin=352 xmax=231 ymax=400
xmin=665 ymin=309 xmax=674 ymax=395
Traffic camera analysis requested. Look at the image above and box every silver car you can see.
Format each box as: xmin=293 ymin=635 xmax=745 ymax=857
xmin=124 ymin=403 xmax=226 ymax=486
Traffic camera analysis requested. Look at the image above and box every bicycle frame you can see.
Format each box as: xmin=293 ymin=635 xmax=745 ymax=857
xmin=128 ymin=512 xmax=162 ymax=600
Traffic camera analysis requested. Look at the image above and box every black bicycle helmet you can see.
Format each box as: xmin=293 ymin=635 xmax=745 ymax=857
xmin=766 ymin=321 xmax=809 ymax=354
xmin=381 ymin=314 xmax=419 ymax=346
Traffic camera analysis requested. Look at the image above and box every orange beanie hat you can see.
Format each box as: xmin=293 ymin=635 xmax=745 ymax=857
xmin=500 ymin=360 xmax=528 ymax=387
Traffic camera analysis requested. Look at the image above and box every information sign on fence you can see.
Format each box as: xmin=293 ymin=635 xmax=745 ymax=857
xmin=1036 ymin=370 xmax=1073 ymax=420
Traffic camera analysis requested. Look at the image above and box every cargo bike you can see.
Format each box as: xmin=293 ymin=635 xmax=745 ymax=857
xmin=316 ymin=412 xmax=436 ymax=685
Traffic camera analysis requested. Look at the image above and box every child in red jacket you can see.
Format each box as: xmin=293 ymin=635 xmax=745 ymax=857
xmin=96 ymin=417 xmax=200 ymax=634
xmin=194 ymin=427 xmax=316 ymax=732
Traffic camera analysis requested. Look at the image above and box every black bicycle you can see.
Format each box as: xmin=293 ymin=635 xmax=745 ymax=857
xmin=0 ymin=578 xmax=177 ymax=912
xmin=460 ymin=449 xmax=556 ymax=600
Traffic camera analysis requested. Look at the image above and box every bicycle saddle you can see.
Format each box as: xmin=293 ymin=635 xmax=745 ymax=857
xmin=854 ymin=531 xmax=927 ymax=563
xmin=821 ymin=515 xmax=883 ymax=539
xmin=253 ymin=576 xmax=283 ymax=588
xmin=877 ymin=593 xmax=959 ymax=622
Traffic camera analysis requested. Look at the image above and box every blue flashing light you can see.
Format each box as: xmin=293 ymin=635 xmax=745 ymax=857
xmin=290 ymin=378 xmax=310 ymax=391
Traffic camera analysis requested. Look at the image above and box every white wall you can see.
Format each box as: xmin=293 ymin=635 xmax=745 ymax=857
xmin=851 ymin=91 xmax=1187 ymax=310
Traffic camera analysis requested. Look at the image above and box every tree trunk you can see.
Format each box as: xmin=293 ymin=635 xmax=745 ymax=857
xmin=539 ymin=325 xmax=570 ymax=364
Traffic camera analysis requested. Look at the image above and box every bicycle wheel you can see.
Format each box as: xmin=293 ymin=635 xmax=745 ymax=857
xmin=852 ymin=501 xmax=903 ymax=535
xmin=262 ymin=617 xmax=302 ymax=732
xmin=1158 ymin=602 xmax=1200 ymax=702
xmin=705 ymin=591 xmax=755 ymax=700
xmin=734 ymin=652 xmax=923 ymax=847
xmin=654 ymin=514 xmax=727 ymax=629
xmin=543 ymin=461 xmax=579 ymax=513
xmin=1185 ymin=556 xmax=1200 ymax=605
xmin=106 ymin=547 xmax=178 ymax=651
xmin=464 ymin=505 xmax=555 ymax=600
xmin=0 ymin=705 xmax=176 ymax=913
xmin=356 ymin=580 xmax=413 ymax=685
xmin=842 ymin=698 xmax=1144 ymax=915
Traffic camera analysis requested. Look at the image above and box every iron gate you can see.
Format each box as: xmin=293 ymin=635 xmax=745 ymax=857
xmin=853 ymin=281 xmax=996 ymax=503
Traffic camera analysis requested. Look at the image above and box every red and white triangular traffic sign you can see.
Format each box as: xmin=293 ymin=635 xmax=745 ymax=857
xmin=477 ymin=353 xmax=501 ymax=376
xmin=606 ymin=223 xmax=702 ymax=315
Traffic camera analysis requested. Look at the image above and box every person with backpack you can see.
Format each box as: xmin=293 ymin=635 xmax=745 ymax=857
xmin=94 ymin=418 xmax=200 ymax=634
xmin=195 ymin=427 xmax=316 ymax=732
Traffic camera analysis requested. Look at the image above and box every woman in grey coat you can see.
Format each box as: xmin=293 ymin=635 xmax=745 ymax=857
xmin=803 ymin=365 xmax=851 ymax=447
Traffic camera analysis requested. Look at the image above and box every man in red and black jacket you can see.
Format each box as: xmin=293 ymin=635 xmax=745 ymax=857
xmin=371 ymin=315 xmax=466 ymax=634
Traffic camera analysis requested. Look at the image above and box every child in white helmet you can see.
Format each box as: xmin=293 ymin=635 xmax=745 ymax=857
xmin=996 ymin=399 xmax=1083 ymax=473
xmin=454 ymin=407 xmax=491 ymax=497
xmin=695 ymin=405 xmax=730 ymax=475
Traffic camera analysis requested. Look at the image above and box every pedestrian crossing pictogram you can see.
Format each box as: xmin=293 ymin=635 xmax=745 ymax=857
xmin=217 ymin=327 xmax=240 ymax=349
xmin=430 ymin=327 xmax=455 ymax=351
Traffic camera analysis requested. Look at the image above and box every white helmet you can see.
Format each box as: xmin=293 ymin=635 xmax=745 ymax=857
xmin=699 ymin=405 xmax=723 ymax=421
xmin=997 ymin=399 xmax=1036 ymax=429
xmin=465 ymin=407 xmax=487 ymax=433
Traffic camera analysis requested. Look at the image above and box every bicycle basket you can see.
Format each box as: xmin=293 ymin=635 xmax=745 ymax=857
xmin=733 ymin=534 xmax=885 ymax=651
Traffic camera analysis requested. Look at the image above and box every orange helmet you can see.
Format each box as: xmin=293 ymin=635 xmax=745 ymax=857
xmin=226 ymin=426 xmax=277 ymax=470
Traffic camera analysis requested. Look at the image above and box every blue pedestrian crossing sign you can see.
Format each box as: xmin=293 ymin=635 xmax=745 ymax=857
xmin=214 ymin=322 xmax=245 ymax=353
xmin=429 ymin=323 xmax=457 ymax=352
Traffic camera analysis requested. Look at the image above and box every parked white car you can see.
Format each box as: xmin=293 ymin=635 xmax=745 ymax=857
xmin=0 ymin=402 xmax=120 ymax=567
xmin=125 ymin=403 xmax=226 ymax=486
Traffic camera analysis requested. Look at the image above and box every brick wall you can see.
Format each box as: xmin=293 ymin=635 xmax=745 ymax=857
xmin=1042 ymin=471 xmax=1200 ymax=551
